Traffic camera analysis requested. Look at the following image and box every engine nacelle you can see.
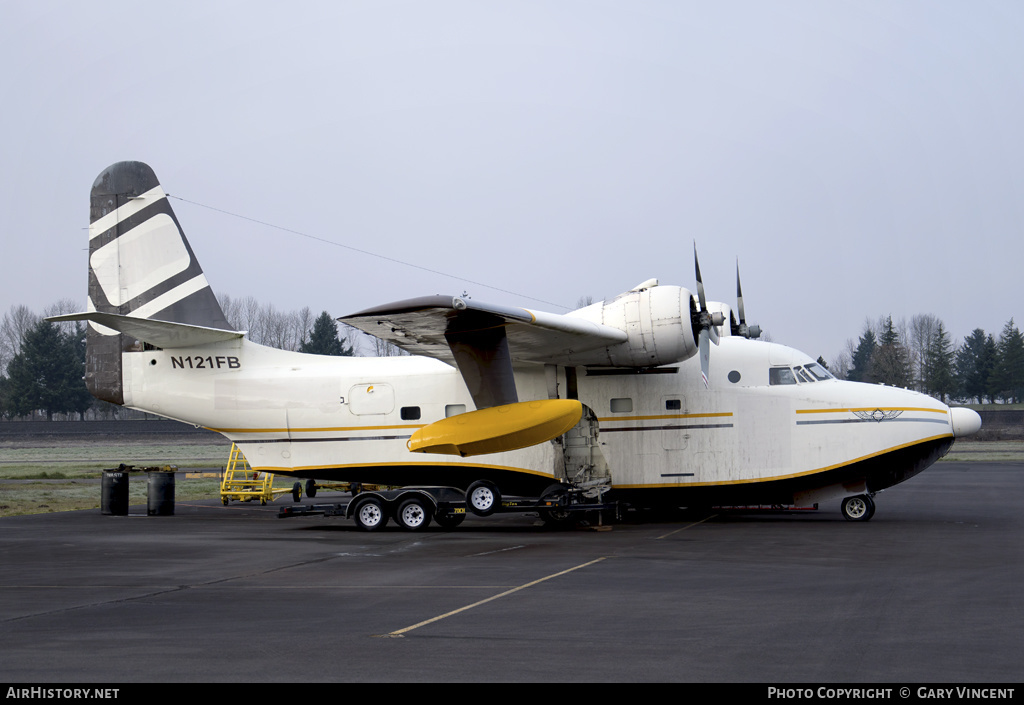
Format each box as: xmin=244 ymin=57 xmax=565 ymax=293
xmin=567 ymin=284 xmax=698 ymax=367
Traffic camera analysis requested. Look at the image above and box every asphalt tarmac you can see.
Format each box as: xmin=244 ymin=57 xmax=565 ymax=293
xmin=1 ymin=462 xmax=1021 ymax=684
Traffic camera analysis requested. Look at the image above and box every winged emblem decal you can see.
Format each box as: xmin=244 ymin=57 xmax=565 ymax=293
xmin=853 ymin=409 xmax=904 ymax=422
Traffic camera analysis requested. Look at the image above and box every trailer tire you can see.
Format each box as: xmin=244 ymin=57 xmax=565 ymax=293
xmin=466 ymin=480 xmax=501 ymax=516
xmin=305 ymin=479 xmax=317 ymax=498
xmin=395 ymin=497 xmax=432 ymax=531
xmin=352 ymin=496 xmax=388 ymax=531
xmin=539 ymin=508 xmax=574 ymax=528
xmin=292 ymin=482 xmax=302 ymax=503
xmin=434 ymin=511 xmax=466 ymax=529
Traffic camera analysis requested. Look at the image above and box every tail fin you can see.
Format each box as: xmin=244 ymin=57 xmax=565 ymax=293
xmin=83 ymin=161 xmax=232 ymax=403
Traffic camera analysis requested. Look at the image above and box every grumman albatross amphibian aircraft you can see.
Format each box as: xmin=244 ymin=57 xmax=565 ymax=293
xmin=51 ymin=162 xmax=982 ymax=527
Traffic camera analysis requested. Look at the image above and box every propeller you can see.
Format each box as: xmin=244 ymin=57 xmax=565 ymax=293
xmin=731 ymin=261 xmax=762 ymax=339
xmin=692 ymin=244 xmax=725 ymax=388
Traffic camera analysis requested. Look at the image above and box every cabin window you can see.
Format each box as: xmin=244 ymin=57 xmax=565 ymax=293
xmin=400 ymin=406 xmax=421 ymax=420
xmin=445 ymin=404 xmax=467 ymax=417
xmin=728 ymin=370 xmax=741 ymax=383
xmin=665 ymin=399 xmax=681 ymax=411
xmin=610 ymin=398 xmax=633 ymax=413
xmin=768 ymin=368 xmax=797 ymax=386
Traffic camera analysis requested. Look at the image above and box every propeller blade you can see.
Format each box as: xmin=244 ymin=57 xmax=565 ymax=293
xmin=736 ymin=260 xmax=746 ymax=326
xmin=694 ymin=243 xmax=708 ymax=313
xmin=699 ymin=329 xmax=710 ymax=389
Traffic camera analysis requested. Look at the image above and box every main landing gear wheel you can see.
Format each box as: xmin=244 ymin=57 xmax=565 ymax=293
xmin=395 ymin=497 xmax=432 ymax=531
xmin=466 ymin=480 xmax=501 ymax=516
xmin=352 ymin=496 xmax=388 ymax=531
xmin=841 ymin=494 xmax=876 ymax=522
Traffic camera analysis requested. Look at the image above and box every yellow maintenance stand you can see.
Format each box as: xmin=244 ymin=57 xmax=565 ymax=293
xmin=220 ymin=444 xmax=301 ymax=505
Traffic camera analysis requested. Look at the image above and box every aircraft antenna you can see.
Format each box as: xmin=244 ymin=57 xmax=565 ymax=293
xmin=166 ymin=194 xmax=570 ymax=310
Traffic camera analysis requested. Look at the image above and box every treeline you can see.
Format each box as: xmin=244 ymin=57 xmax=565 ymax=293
xmin=828 ymin=314 xmax=1023 ymax=404
xmin=0 ymin=298 xmax=375 ymax=421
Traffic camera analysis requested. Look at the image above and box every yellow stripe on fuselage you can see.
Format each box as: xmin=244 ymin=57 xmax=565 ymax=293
xmin=597 ymin=412 xmax=733 ymax=423
xmin=247 ymin=460 xmax=553 ymax=478
xmin=207 ymin=424 xmax=425 ymax=434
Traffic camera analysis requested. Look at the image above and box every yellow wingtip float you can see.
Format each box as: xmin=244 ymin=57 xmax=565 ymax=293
xmin=408 ymin=399 xmax=583 ymax=457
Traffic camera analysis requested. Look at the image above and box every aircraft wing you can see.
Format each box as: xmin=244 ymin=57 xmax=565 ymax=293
xmin=340 ymin=295 xmax=626 ymax=366
xmin=341 ymin=295 xmax=627 ymax=409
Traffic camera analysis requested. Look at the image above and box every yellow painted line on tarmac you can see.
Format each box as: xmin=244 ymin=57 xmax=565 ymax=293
xmin=656 ymin=514 xmax=718 ymax=540
xmin=376 ymin=556 xmax=609 ymax=638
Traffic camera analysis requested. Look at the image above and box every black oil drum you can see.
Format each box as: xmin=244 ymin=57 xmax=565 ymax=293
xmin=147 ymin=469 xmax=175 ymax=516
xmin=101 ymin=468 xmax=129 ymax=516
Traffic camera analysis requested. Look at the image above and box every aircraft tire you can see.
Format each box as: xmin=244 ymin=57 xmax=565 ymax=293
xmin=434 ymin=511 xmax=466 ymax=530
xmin=466 ymin=480 xmax=501 ymax=516
xmin=841 ymin=494 xmax=875 ymax=522
xmin=395 ymin=497 xmax=432 ymax=531
xmin=352 ymin=496 xmax=388 ymax=531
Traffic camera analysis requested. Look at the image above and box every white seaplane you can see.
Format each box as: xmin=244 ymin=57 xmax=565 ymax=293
xmin=51 ymin=161 xmax=981 ymax=529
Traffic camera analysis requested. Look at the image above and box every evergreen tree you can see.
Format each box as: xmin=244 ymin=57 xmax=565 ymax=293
xmin=848 ymin=327 xmax=877 ymax=383
xmin=5 ymin=320 xmax=92 ymax=420
xmin=0 ymin=375 xmax=10 ymax=419
xmin=955 ymin=329 xmax=995 ymax=403
xmin=872 ymin=315 xmax=912 ymax=387
xmin=990 ymin=318 xmax=1024 ymax=403
xmin=923 ymin=322 xmax=955 ymax=402
xmin=299 ymin=311 xmax=354 ymax=356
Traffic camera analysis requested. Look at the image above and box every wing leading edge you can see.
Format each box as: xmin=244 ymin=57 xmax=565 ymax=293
xmin=340 ymin=295 xmax=627 ymax=367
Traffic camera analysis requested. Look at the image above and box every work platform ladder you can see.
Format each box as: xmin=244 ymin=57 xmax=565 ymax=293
xmin=220 ymin=444 xmax=299 ymax=505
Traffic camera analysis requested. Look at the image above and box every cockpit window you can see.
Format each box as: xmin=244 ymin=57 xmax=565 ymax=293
xmin=794 ymin=367 xmax=814 ymax=383
xmin=769 ymin=367 xmax=797 ymax=385
xmin=804 ymin=362 xmax=834 ymax=381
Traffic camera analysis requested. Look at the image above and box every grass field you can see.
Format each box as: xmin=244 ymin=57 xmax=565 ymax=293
xmin=0 ymin=439 xmax=278 ymax=517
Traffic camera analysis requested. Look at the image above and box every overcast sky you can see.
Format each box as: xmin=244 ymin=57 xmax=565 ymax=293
xmin=2 ymin=1 xmax=1022 ymax=362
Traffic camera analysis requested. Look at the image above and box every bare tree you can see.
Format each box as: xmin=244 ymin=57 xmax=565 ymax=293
xmin=830 ymin=341 xmax=854 ymax=380
xmin=0 ymin=304 xmax=41 ymax=376
xmin=909 ymin=314 xmax=941 ymax=391
xmin=370 ymin=334 xmax=410 ymax=357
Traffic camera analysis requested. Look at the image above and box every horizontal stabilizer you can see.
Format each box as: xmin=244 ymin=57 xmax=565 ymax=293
xmin=47 ymin=312 xmax=245 ymax=349
xmin=408 ymin=399 xmax=583 ymax=457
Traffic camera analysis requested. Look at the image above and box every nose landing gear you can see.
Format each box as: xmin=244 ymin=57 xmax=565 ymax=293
xmin=840 ymin=494 xmax=876 ymax=522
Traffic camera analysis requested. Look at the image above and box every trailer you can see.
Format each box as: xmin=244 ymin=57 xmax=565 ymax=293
xmin=277 ymin=482 xmax=619 ymax=531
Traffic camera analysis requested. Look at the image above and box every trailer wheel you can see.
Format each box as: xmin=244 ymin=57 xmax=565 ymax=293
xmin=434 ymin=511 xmax=466 ymax=529
xmin=841 ymin=494 xmax=875 ymax=522
xmin=395 ymin=497 xmax=432 ymax=531
xmin=305 ymin=479 xmax=317 ymax=498
xmin=353 ymin=496 xmax=388 ymax=531
xmin=466 ymin=480 xmax=501 ymax=516
xmin=539 ymin=508 xmax=574 ymax=528
xmin=292 ymin=482 xmax=302 ymax=503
